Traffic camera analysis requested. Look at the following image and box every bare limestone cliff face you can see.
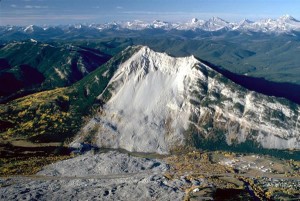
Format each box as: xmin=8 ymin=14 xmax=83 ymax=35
xmin=76 ymin=46 xmax=300 ymax=154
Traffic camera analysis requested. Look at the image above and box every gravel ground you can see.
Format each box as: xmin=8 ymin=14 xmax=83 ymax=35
xmin=0 ymin=151 xmax=185 ymax=201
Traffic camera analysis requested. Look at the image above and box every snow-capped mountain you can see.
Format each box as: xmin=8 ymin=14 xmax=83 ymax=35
xmin=232 ymin=19 xmax=254 ymax=30
xmin=240 ymin=14 xmax=300 ymax=33
xmin=76 ymin=46 xmax=300 ymax=154
xmin=201 ymin=17 xmax=233 ymax=31
xmin=1 ymin=15 xmax=300 ymax=40
xmin=23 ymin=25 xmax=34 ymax=33
xmin=93 ymin=15 xmax=300 ymax=33
xmin=23 ymin=25 xmax=44 ymax=33
xmin=122 ymin=20 xmax=152 ymax=30
xmin=83 ymin=14 xmax=300 ymax=33
xmin=87 ymin=15 xmax=300 ymax=33
xmin=174 ymin=18 xmax=205 ymax=30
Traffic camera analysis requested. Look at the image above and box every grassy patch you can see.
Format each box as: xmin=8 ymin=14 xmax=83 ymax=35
xmin=0 ymin=142 xmax=73 ymax=176
xmin=0 ymin=155 xmax=72 ymax=176
xmin=0 ymin=88 xmax=81 ymax=142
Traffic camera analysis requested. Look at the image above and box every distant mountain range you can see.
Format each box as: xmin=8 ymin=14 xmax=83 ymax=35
xmin=113 ymin=15 xmax=300 ymax=33
xmin=1 ymin=15 xmax=300 ymax=41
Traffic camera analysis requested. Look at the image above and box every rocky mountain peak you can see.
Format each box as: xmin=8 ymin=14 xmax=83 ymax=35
xmin=192 ymin=18 xmax=199 ymax=23
xmin=80 ymin=46 xmax=205 ymax=153
xmin=240 ymin=19 xmax=253 ymax=25
xmin=113 ymin=46 xmax=198 ymax=78
xmin=23 ymin=25 xmax=34 ymax=33
xmin=76 ymin=46 xmax=300 ymax=154
xmin=279 ymin=14 xmax=297 ymax=22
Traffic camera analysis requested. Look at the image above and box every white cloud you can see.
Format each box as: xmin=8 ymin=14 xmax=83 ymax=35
xmin=116 ymin=6 xmax=123 ymax=9
xmin=0 ymin=14 xmax=99 ymax=26
xmin=25 ymin=5 xmax=48 ymax=9
xmin=117 ymin=11 xmax=277 ymax=22
xmin=10 ymin=4 xmax=17 ymax=8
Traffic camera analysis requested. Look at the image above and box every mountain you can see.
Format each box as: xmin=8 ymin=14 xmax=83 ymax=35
xmin=72 ymin=46 xmax=300 ymax=154
xmin=1 ymin=16 xmax=300 ymax=88
xmin=1 ymin=45 xmax=299 ymax=154
xmin=1 ymin=15 xmax=300 ymax=42
xmin=0 ymin=46 xmax=137 ymax=142
xmin=109 ymin=15 xmax=300 ymax=33
xmin=243 ymin=14 xmax=300 ymax=33
xmin=201 ymin=17 xmax=233 ymax=31
xmin=0 ymin=40 xmax=111 ymax=103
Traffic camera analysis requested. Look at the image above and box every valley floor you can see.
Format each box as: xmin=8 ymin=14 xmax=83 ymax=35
xmin=0 ymin=148 xmax=300 ymax=200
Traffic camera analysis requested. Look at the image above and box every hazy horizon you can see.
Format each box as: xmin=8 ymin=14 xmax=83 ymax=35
xmin=0 ymin=0 xmax=300 ymax=26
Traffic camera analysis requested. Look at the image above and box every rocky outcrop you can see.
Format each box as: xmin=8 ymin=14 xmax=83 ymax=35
xmin=76 ymin=46 xmax=300 ymax=153
xmin=0 ymin=151 xmax=184 ymax=201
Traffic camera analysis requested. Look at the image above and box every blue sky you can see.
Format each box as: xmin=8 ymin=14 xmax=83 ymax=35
xmin=0 ymin=0 xmax=299 ymax=25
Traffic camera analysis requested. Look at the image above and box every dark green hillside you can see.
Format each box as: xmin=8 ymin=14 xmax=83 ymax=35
xmin=0 ymin=46 xmax=141 ymax=143
xmin=129 ymin=36 xmax=300 ymax=84
xmin=1 ymin=24 xmax=300 ymax=85
xmin=67 ymin=38 xmax=300 ymax=104
xmin=70 ymin=35 xmax=300 ymax=85
xmin=0 ymin=40 xmax=111 ymax=103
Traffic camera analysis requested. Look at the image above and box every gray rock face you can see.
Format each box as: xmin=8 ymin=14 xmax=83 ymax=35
xmin=76 ymin=46 xmax=300 ymax=153
xmin=38 ymin=151 xmax=168 ymax=177
xmin=0 ymin=151 xmax=185 ymax=201
xmin=190 ymin=69 xmax=300 ymax=150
